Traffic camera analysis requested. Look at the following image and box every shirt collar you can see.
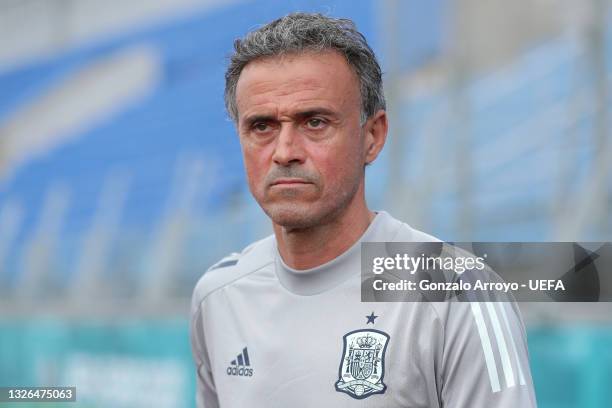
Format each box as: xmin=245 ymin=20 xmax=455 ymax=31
xmin=274 ymin=211 xmax=400 ymax=295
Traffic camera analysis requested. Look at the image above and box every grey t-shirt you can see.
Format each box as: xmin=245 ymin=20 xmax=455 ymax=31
xmin=190 ymin=211 xmax=537 ymax=407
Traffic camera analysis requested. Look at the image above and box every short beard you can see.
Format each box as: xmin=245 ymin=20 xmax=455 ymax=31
xmin=262 ymin=177 xmax=360 ymax=232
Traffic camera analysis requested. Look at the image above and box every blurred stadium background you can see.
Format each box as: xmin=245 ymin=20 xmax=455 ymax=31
xmin=0 ymin=0 xmax=610 ymax=407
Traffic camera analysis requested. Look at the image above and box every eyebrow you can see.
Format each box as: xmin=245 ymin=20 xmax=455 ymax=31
xmin=242 ymin=108 xmax=339 ymax=127
xmin=293 ymin=108 xmax=338 ymax=120
xmin=242 ymin=114 xmax=276 ymax=128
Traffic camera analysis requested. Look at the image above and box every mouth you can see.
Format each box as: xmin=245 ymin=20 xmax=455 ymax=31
xmin=270 ymin=178 xmax=312 ymax=187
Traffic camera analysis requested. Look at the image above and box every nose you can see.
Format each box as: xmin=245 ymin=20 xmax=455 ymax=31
xmin=272 ymin=123 xmax=306 ymax=166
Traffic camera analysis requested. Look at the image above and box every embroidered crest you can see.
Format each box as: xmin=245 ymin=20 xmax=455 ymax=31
xmin=335 ymin=329 xmax=390 ymax=399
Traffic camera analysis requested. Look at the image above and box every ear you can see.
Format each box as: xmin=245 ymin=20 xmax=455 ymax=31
xmin=363 ymin=109 xmax=388 ymax=165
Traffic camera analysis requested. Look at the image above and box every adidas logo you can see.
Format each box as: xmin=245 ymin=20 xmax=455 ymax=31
xmin=226 ymin=347 xmax=254 ymax=377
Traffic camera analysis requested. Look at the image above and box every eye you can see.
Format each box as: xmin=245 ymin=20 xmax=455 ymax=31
xmin=305 ymin=118 xmax=326 ymax=129
xmin=253 ymin=122 xmax=270 ymax=132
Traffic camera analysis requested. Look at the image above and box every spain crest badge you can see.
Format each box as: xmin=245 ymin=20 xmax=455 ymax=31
xmin=335 ymin=329 xmax=390 ymax=399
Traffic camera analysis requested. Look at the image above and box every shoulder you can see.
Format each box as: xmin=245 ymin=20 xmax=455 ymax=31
xmin=378 ymin=211 xmax=441 ymax=242
xmin=190 ymin=234 xmax=275 ymax=314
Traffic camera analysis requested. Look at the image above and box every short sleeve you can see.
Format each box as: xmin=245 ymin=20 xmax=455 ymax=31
xmin=439 ymin=301 xmax=538 ymax=407
xmin=190 ymin=298 xmax=220 ymax=408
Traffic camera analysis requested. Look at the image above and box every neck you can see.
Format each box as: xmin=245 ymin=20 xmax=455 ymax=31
xmin=274 ymin=192 xmax=374 ymax=270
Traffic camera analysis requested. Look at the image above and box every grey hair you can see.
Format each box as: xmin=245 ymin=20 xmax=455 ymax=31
xmin=224 ymin=12 xmax=385 ymax=124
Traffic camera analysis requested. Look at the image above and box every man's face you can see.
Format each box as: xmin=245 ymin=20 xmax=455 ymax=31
xmin=235 ymin=51 xmax=368 ymax=229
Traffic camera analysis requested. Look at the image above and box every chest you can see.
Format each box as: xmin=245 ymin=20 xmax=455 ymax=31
xmin=205 ymin=287 xmax=441 ymax=408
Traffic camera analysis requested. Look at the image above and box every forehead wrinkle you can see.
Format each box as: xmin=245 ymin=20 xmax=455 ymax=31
xmin=237 ymin=55 xmax=351 ymax=101
xmin=237 ymin=82 xmax=329 ymax=122
xmin=235 ymin=51 xmax=361 ymax=123
xmin=243 ymin=78 xmax=328 ymax=102
xmin=243 ymin=99 xmax=343 ymax=125
xmin=240 ymin=86 xmax=342 ymax=120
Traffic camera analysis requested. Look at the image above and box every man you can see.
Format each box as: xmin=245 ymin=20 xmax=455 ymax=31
xmin=191 ymin=13 xmax=537 ymax=407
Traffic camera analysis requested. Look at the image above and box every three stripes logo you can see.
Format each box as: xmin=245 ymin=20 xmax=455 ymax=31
xmin=226 ymin=347 xmax=254 ymax=377
xmin=469 ymin=302 xmax=527 ymax=393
